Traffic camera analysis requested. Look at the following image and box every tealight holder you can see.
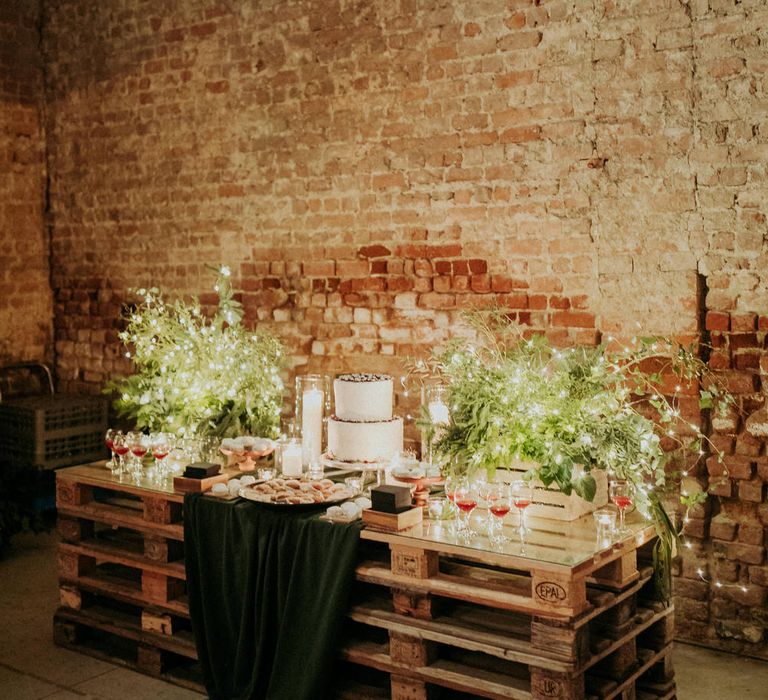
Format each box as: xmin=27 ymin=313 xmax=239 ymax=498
xmin=594 ymin=508 xmax=617 ymax=547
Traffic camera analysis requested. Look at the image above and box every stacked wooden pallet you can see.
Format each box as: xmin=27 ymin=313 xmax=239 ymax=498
xmin=53 ymin=463 xmax=202 ymax=692
xmin=339 ymin=514 xmax=676 ymax=700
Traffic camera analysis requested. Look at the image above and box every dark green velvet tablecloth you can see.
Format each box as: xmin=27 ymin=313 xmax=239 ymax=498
xmin=183 ymin=493 xmax=362 ymax=700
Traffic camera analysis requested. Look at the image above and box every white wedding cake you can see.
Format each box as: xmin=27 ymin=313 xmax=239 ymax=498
xmin=328 ymin=373 xmax=403 ymax=463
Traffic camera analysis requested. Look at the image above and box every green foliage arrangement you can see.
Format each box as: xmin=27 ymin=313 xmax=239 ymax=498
xmin=410 ymin=311 xmax=732 ymax=600
xmin=105 ymin=267 xmax=285 ymax=439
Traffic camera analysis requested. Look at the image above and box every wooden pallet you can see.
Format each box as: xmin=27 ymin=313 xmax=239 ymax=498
xmin=54 ymin=463 xmax=200 ymax=692
xmin=346 ymin=514 xmax=675 ymax=700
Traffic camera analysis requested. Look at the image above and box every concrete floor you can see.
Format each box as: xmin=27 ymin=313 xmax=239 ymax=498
xmin=2 ymin=532 xmax=768 ymax=699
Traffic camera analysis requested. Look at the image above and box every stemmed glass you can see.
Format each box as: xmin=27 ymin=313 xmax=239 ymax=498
xmin=443 ymin=474 xmax=460 ymax=534
xmin=454 ymin=480 xmax=478 ymax=542
xmin=510 ymin=479 xmax=533 ymax=550
xmin=111 ymin=431 xmax=129 ymax=477
xmin=610 ymin=479 xmax=633 ymax=534
xmin=151 ymin=433 xmax=172 ymax=483
xmin=126 ymin=431 xmax=149 ymax=481
xmin=105 ymin=429 xmax=119 ymax=474
xmin=486 ymin=482 xmax=511 ymax=545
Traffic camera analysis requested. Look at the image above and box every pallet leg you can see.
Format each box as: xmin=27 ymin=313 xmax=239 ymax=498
xmin=137 ymin=644 xmax=163 ymax=675
xmin=58 ymin=515 xmax=94 ymax=543
xmin=141 ymin=571 xmax=185 ymax=604
xmin=530 ymin=669 xmax=584 ymax=700
xmin=53 ymin=618 xmax=79 ymax=646
xmin=531 ymin=571 xmax=589 ymax=616
xmin=391 ymin=674 xmax=429 ymax=700
xmin=60 ymin=585 xmax=82 ymax=610
xmin=392 ymin=590 xmax=435 ymax=620
xmin=389 ymin=631 xmax=436 ymax=667
xmin=592 ymin=551 xmax=639 ymax=589
xmin=59 ymin=551 xmax=95 ymax=579
xmin=56 ymin=480 xmax=93 ymax=507
xmin=531 ymin=618 xmax=589 ymax=663
xmin=144 ymin=535 xmax=182 ymax=563
xmin=142 ymin=610 xmax=173 ymax=635
xmin=143 ymin=496 xmax=180 ymax=525
xmin=390 ymin=545 xmax=439 ymax=579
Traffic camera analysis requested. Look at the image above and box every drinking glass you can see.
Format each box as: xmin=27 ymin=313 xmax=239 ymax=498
xmin=477 ymin=476 xmax=496 ymax=530
xmin=105 ymin=428 xmax=119 ymax=474
xmin=610 ymin=479 xmax=633 ymax=534
xmin=510 ymin=479 xmax=533 ymax=549
xmin=486 ymin=482 xmax=511 ymax=545
xmin=126 ymin=431 xmax=149 ymax=481
xmin=151 ymin=433 xmax=172 ymax=482
xmin=111 ymin=431 xmax=129 ymax=477
xmin=454 ymin=480 xmax=478 ymax=542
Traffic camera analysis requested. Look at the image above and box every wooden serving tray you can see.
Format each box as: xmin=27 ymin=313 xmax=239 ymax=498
xmin=172 ymin=468 xmax=241 ymax=494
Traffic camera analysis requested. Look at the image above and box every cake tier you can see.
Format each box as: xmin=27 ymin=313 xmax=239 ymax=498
xmin=328 ymin=416 xmax=403 ymax=463
xmin=334 ymin=373 xmax=393 ymax=422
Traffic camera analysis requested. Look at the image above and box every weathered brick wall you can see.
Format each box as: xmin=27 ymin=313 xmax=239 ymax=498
xmin=0 ymin=0 xmax=51 ymax=366
xmin=41 ymin=0 xmax=767 ymax=654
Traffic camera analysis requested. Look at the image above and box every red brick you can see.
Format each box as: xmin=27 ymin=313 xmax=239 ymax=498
xmin=425 ymin=244 xmax=462 ymax=259
xmin=552 ymin=311 xmax=595 ymax=328
xmin=730 ymin=313 xmax=757 ymax=332
xmin=706 ymin=311 xmax=730 ymax=331
xmin=358 ymin=244 xmax=391 ymax=258
xmin=418 ymin=292 xmax=456 ymax=309
xmin=499 ymin=125 xmax=541 ymax=143
xmin=739 ymin=478 xmax=765 ymax=503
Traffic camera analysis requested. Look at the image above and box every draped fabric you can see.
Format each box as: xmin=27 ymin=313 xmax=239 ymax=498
xmin=184 ymin=494 xmax=362 ymax=700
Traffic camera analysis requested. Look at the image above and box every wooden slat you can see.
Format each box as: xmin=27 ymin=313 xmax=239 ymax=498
xmin=356 ymin=561 xmax=573 ymax=621
xmin=60 ymin=574 xmax=189 ymax=617
xmin=60 ymin=541 xmax=186 ymax=580
xmin=583 ymin=607 xmax=673 ymax=674
xmin=57 ymin=463 xmax=187 ymax=503
xmin=341 ymin=639 xmax=532 ymax=700
xmin=57 ymin=503 xmax=184 ymax=540
xmin=349 ymin=598 xmax=575 ymax=672
xmin=54 ymin=605 xmax=197 ymax=660
xmin=592 ymin=646 xmax=672 ymax=700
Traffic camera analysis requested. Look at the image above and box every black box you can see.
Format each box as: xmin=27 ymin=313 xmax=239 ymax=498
xmin=183 ymin=462 xmax=221 ymax=479
xmin=370 ymin=484 xmax=412 ymax=513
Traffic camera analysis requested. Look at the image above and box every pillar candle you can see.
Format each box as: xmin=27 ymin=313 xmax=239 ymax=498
xmin=302 ymin=388 xmax=324 ymax=466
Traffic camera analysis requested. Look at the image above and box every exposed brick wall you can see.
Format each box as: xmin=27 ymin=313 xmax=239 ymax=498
xmin=678 ymin=310 xmax=768 ymax=659
xmin=0 ymin=0 xmax=51 ymax=365
xmin=39 ymin=0 xmax=768 ymax=654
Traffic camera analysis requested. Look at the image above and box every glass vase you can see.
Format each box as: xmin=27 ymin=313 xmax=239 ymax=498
xmin=295 ymin=374 xmax=331 ymax=468
xmin=421 ymin=383 xmax=450 ymax=465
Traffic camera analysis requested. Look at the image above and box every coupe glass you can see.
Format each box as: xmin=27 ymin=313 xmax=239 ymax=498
xmin=610 ymin=479 xmax=633 ymax=534
xmin=510 ymin=479 xmax=533 ymax=549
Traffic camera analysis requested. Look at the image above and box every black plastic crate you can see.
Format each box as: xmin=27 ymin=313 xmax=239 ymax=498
xmin=0 ymin=395 xmax=108 ymax=469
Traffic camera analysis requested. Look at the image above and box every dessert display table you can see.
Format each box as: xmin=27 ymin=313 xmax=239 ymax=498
xmin=53 ymin=462 xmax=676 ymax=700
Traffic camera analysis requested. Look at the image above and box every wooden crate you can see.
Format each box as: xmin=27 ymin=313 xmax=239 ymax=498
xmin=496 ymin=463 xmax=609 ymax=521
xmin=344 ymin=512 xmax=675 ymax=700
xmin=54 ymin=463 xmax=201 ymax=691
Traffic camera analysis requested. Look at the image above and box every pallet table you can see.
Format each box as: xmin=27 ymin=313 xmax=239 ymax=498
xmin=54 ymin=463 xmax=676 ymax=699
xmin=341 ymin=511 xmax=676 ymax=700
xmin=53 ymin=462 xmax=203 ymax=692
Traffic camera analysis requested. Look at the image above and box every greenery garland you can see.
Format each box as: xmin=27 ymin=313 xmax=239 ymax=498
xmin=410 ymin=311 xmax=732 ymax=601
xmin=105 ymin=267 xmax=285 ymax=439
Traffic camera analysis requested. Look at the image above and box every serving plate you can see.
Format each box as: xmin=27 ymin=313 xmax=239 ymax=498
xmin=238 ymin=477 xmax=354 ymax=509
